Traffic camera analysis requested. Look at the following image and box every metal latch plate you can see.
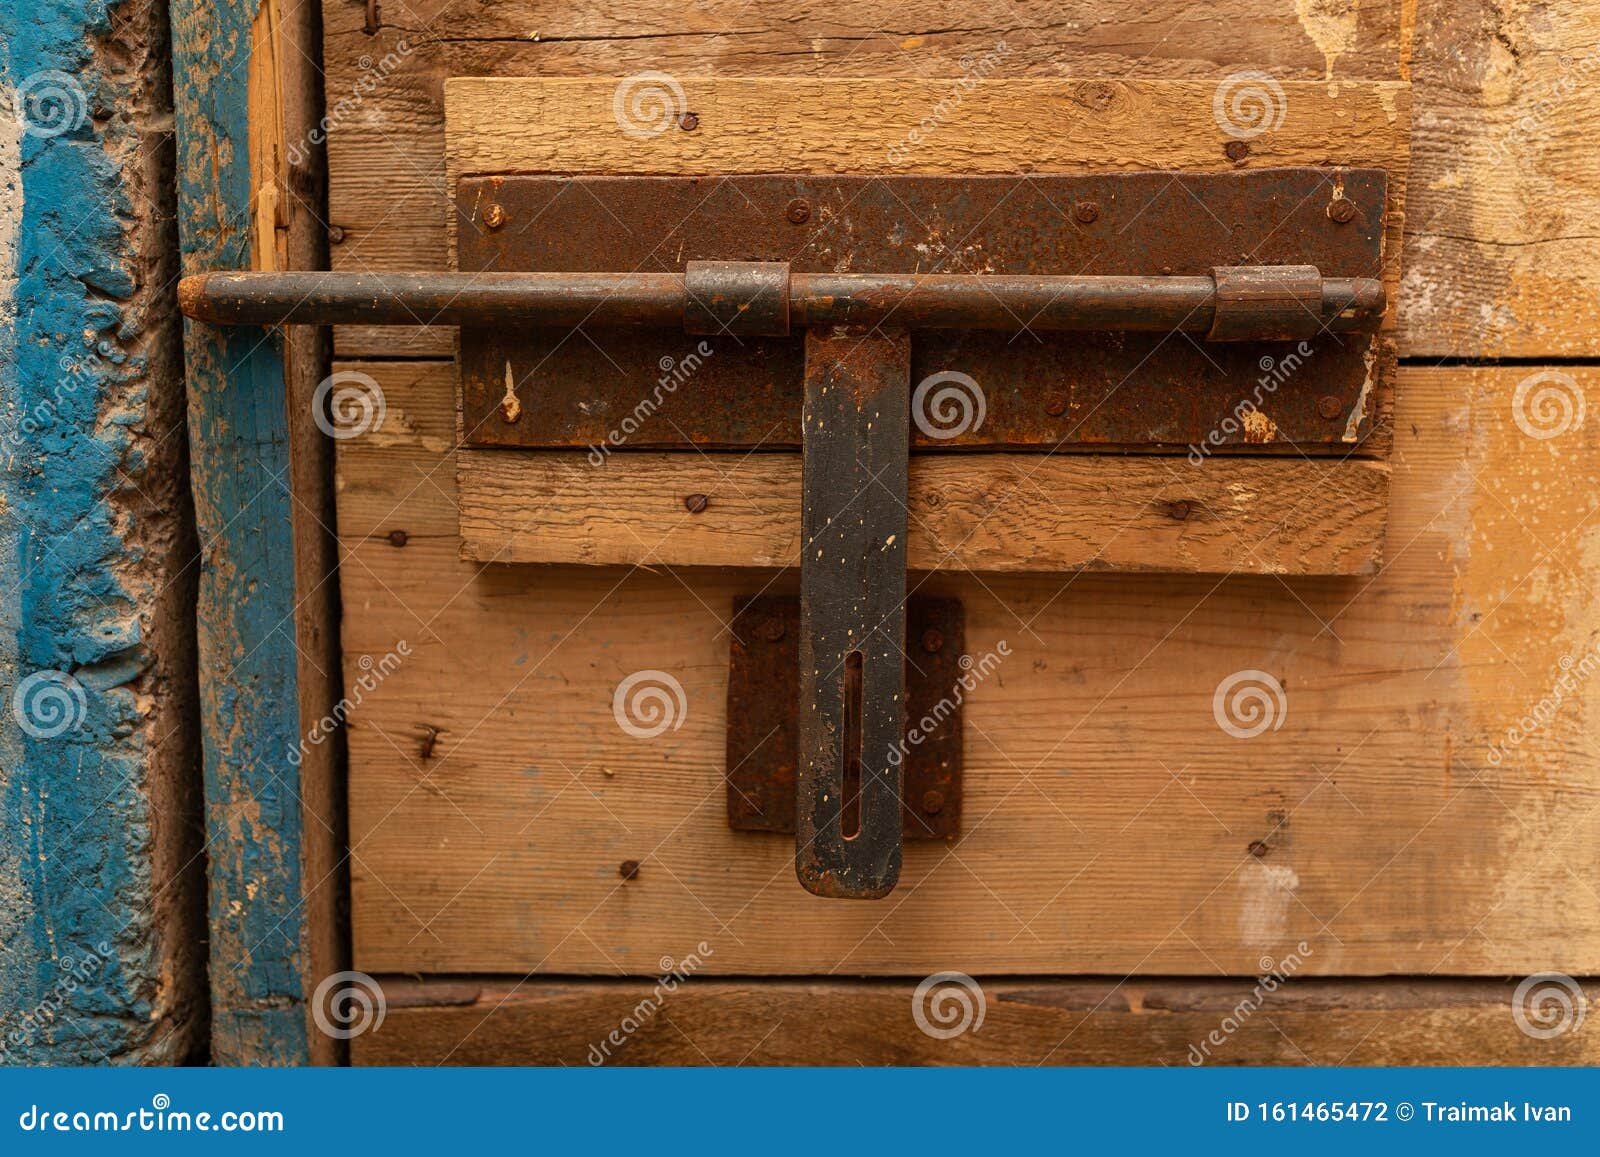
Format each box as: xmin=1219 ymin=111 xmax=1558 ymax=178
xmin=457 ymin=168 xmax=1388 ymax=453
xmin=726 ymin=595 xmax=964 ymax=841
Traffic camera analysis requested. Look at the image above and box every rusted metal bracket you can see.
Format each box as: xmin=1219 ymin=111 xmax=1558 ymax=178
xmin=727 ymin=596 xmax=963 ymax=842
xmin=175 ymin=165 xmax=1392 ymax=901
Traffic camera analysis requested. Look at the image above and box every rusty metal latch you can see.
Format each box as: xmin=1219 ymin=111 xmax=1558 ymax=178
xmin=181 ymin=262 xmax=1380 ymax=338
xmin=178 ymin=167 xmax=1389 ymax=901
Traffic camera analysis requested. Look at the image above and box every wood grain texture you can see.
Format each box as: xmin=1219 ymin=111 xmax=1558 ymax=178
xmin=1400 ymin=0 xmax=1600 ymax=355
xmin=445 ymin=77 xmax=1409 ymax=181
xmin=261 ymin=0 xmax=349 ymax=1066
xmin=353 ymin=976 xmax=1600 ymax=1066
xmin=336 ymin=362 xmax=1600 ymax=977
xmin=173 ymin=0 xmax=314 ymax=1066
xmin=456 ymin=446 xmax=1391 ymax=575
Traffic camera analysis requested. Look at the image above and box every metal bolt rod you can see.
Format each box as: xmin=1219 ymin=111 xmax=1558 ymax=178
xmin=178 ymin=267 xmax=1383 ymax=339
xmin=790 ymin=272 xmax=1380 ymax=335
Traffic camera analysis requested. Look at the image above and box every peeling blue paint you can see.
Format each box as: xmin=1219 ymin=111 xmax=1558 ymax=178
xmin=0 ymin=0 xmax=163 ymax=1063
xmin=169 ymin=0 xmax=310 ymax=1064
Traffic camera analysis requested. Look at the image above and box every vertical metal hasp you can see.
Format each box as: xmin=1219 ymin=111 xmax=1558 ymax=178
xmin=796 ymin=328 xmax=911 ymax=899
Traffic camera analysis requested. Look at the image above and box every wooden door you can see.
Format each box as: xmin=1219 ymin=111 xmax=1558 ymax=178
xmin=321 ymin=0 xmax=1600 ymax=1065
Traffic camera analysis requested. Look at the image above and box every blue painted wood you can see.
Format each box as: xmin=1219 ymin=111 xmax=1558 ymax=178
xmin=168 ymin=0 xmax=311 ymax=1064
xmin=0 ymin=0 xmax=202 ymax=1063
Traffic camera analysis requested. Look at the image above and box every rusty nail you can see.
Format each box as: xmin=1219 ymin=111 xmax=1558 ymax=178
xmin=1074 ymin=200 xmax=1100 ymax=224
xmin=1044 ymin=394 xmax=1067 ymax=417
xmin=1224 ymin=140 xmax=1250 ymax=163
xmin=387 ymin=529 xmax=408 ymax=548
xmin=678 ymin=111 xmax=699 ymax=132
xmin=1248 ymin=839 xmax=1270 ymax=858
xmin=328 ymin=224 xmax=347 ymax=245
xmin=785 ymin=198 xmax=811 ymax=225
xmin=922 ymin=790 xmax=945 ymax=814
xmin=684 ymin=493 xmax=709 ymax=513
xmin=364 ymin=0 xmax=380 ymax=35
xmin=921 ymin=628 xmax=944 ymax=653
xmin=483 ymin=203 xmax=508 ymax=230
xmin=1166 ymin=499 xmax=1192 ymax=521
xmin=759 ymin=617 xmax=786 ymax=643
xmin=1317 ymin=395 xmax=1344 ymax=420
xmin=1327 ymin=197 xmax=1356 ymax=224
xmin=418 ymin=724 xmax=440 ymax=761
xmin=619 ymin=859 xmax=641 ymax=880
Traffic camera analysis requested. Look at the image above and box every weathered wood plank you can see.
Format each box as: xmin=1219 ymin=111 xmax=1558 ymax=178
xmin=1400 ymin=0 xmax=1600 ymax=355
xmin=337 ymin=364 xmax=1600 ymax=976
xmin=172 ymin=0 xmax=333 ymax=1065
xmin=257 ymin=0 xmax=350 ymax=1067
xmin=456 ymin=448 xmax=1391 ymax=575
xmin=353 ymin=976 xmax=1600 ymax=1066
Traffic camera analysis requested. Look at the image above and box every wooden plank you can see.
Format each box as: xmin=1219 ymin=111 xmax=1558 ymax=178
xmin=1400 ymin=0 xmax=1600 ymax=356
xmin=257 ymin=0 xmax=350 ymax=1066
xmin=172 ymin=0 xmax=332 ymax=1065
xmin=456 ymin=449 xmax=1391 ymax=575
xmin=354 ymin=977 xmax=1600 ymax=1066
xmin=337 ymin=362 xmax=1600 ymax=976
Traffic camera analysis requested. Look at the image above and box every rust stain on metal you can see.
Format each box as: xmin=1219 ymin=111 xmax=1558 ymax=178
xmin=725 ymin=595 xmax=963 ymax=840
xmin=456 ymin=169 xmax=1390 ymax=453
